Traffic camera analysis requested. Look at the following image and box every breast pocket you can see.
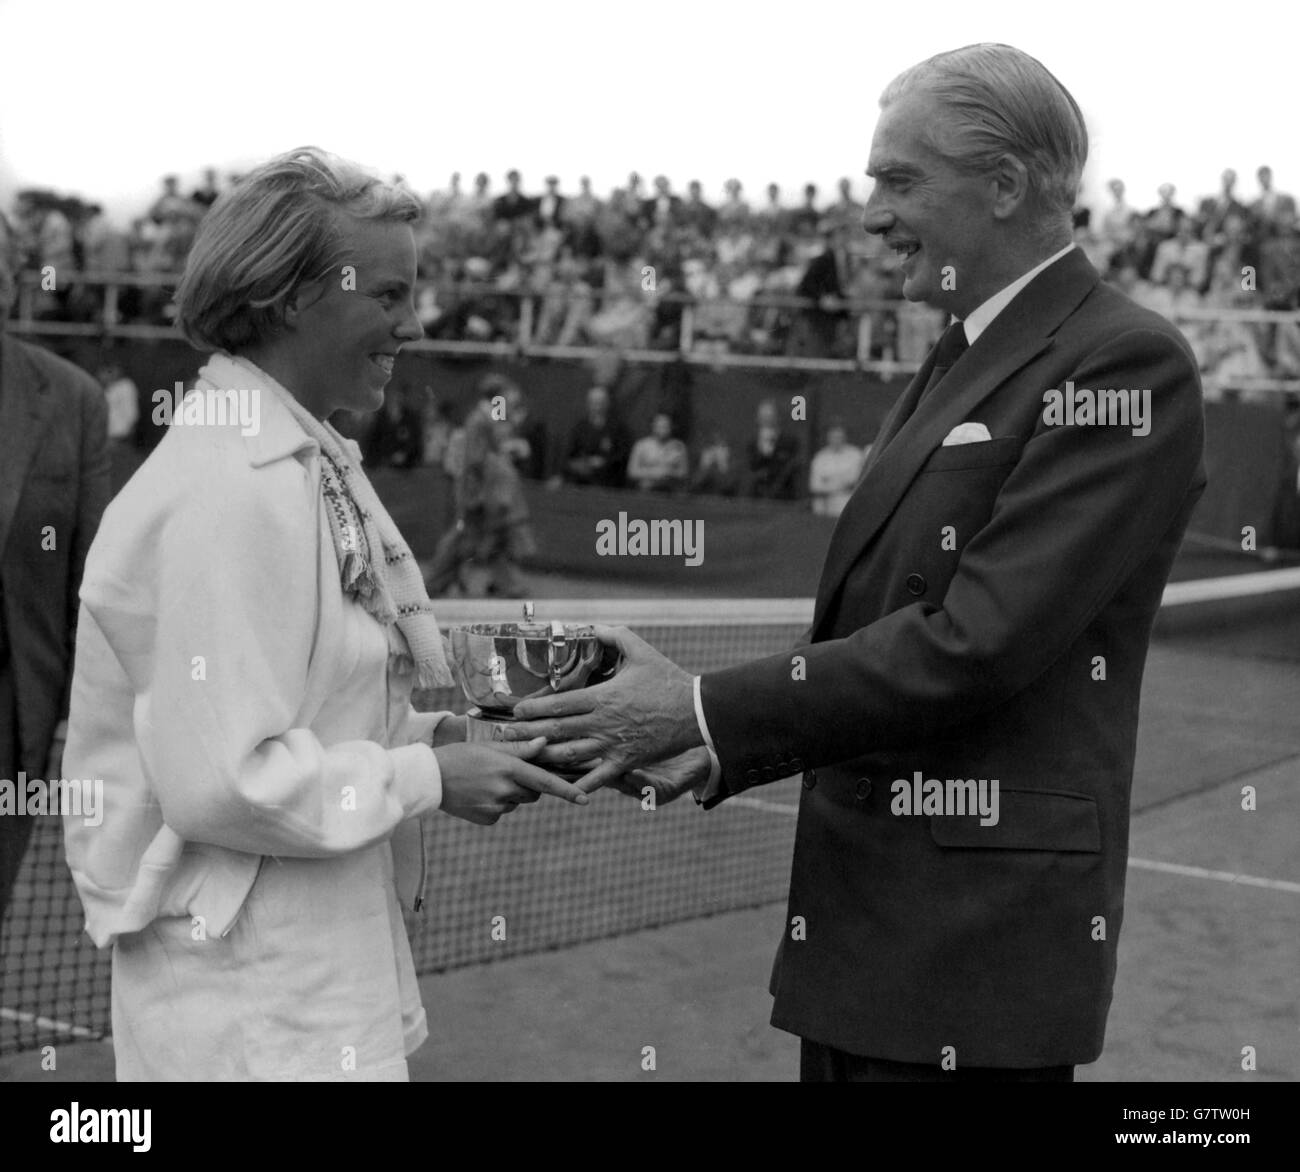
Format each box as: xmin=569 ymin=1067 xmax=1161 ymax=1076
xmin=921 ymin=436 xmax=1023 ymax=474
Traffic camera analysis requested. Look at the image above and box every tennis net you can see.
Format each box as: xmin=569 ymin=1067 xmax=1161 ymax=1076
xmin=0 ymin=599 xmax=811 ymax=1056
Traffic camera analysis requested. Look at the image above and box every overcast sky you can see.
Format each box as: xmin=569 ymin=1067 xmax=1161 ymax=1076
xmin=0 ymin=0 xmax=1288 ymax=223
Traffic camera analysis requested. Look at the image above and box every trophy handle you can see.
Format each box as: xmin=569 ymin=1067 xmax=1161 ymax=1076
xmin=547 ymin=621 xmax=569 ymax=691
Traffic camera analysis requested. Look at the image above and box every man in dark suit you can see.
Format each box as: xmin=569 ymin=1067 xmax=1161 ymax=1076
xmin=505 ymin=43 xmax=1206 ymax=1081
xmin=0 ymin=213 xmax=111 ymax=922
xmin=745 ymin=399 xmax=802 ymax=499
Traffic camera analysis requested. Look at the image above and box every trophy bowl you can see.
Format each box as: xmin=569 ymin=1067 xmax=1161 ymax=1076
xmin=448 ymin=620 xmax=620 ymax=716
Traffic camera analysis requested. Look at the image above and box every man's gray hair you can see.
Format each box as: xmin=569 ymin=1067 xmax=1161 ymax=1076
xmin=881 ymin=43 xmax=1087 ymax=223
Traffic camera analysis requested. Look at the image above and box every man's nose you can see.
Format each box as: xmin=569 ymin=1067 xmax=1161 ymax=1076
xmin=862 ymin=185 xmax=892 ymax=236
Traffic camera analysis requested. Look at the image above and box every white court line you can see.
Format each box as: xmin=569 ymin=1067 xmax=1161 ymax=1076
xmin=1161 ymin=566 xmax=1300 ymax=606
xmin=1127 ymin=857 xmax=1300 ymax=894
xmin=0 ymin=1005 xmax=100 ymax=1039
xmin=726 ymin=799 xmax=1300 ymax=894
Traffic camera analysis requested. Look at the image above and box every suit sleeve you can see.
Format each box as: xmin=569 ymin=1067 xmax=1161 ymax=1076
xmin=699 ymin=326 xmax=1205 ymax=798
xmin=61 ymin=375 xmax=110 ymax=719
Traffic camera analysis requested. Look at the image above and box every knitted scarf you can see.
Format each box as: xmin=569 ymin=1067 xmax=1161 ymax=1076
xmin=195 ymin=352 xmax=453 ymax=690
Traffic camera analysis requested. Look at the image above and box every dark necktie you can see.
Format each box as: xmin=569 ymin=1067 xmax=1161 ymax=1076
xmin=921 ymin=320 xmax=970 ymax=403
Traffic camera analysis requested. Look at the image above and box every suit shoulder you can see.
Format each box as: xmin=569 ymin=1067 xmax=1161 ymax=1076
xmin=1071 ymin=282 xmax=1196 ymax=365
xmin=9 ymin=336 xmax=102 ymax=401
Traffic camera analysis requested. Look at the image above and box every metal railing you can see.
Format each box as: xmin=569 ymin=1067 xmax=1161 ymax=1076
xmin=11 ymin=270 xmax=1300 ymax=392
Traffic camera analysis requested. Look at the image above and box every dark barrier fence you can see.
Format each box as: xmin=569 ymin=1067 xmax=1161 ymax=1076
xmin=58 ymin=337 xmax=1300 ymax=563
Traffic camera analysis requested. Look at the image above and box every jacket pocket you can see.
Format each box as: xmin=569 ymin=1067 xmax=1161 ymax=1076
xmin=928 ymin=786 xmax=1101 ymax=852
xmin=921 ymin=436 xmax=1023 ymax=473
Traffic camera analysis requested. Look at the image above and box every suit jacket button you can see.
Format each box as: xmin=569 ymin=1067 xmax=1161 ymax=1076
xmin=906 ymin=573 xmax=926 ymax=596
xmin=761 ymin=766 xmax=775 ymax=782
xmin=855 ymin=777 xmax=872 ymax=800
xmin=802 ymin=770 xmax=817 ymax=790
xmin=747 ymin=769 xmax=760 ymax=784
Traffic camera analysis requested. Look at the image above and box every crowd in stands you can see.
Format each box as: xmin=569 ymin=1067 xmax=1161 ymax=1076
xmin=9 ymin=165 xmax=1300 ymax=519
xmin=8 ymin=165 xmax=1300 ymax=390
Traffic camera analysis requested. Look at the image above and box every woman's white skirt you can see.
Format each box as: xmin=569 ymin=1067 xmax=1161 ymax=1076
xmin=110 ymin=840 xmax=427 ymax=1081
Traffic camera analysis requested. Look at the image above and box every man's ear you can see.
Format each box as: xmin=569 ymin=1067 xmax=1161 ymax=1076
xmin=990 ymin=153 xmax=1031 ymax=221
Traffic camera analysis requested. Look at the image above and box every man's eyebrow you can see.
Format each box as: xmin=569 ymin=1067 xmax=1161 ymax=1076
xmin=865 ymin=161 xmax=921 ymax=180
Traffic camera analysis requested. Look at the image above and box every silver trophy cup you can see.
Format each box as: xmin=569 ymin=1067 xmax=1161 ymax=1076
xmin=446 ymin=604 xmax=620 ymax=776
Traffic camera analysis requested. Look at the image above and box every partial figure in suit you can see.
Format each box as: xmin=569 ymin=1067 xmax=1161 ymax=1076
xmin=504 ymin=43 xmax=1206 ymax=1082
xmin=0 ymin=212 xmax=110 ymax=922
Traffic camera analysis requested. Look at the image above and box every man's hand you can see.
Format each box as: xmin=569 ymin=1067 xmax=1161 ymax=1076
xmin=609 ymin=747 xmax=713 ymax=806
xmin=431 ymin=713 xmax=467 ymax=748
xmin=503 ymin=625 xmax=702 ymax=794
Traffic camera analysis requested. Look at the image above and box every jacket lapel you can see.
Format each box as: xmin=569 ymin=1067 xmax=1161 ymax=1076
xmin=812 ymin=250 xmax=1102 ymax=637
xmin=0 ymin=337 xmax=57 ymax=561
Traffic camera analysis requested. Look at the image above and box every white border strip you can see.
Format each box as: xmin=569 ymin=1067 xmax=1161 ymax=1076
xmin=0 ymin=1006 xmax=100 ymax=1039
xmin=1161 ymin=567 xmax=1300 ymax=606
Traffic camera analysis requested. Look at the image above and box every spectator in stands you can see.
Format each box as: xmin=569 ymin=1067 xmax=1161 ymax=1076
xmin=642 ymin=175 xmax=681 ymax=230
xmin=1097 ymin=179 xmax=1133 ymax=252
xmin=690 ymin=428 xmax=740 ymax=496
xmin=824 ymin=177 xmax=865 ymax=235
xmin=809 ymin=421 xmax=865 ymax=517
xmin=788 ymin=183 xmax=822 ymax=236
xmin=0 ymin=210 xmax=110 ymax=932
xmin=753 ymin=182 xmax=786 ymax=231
xmin=718 ymin=178 xmax=749 ymax=227
xmin=1261 ymin=197 xmax=1300 ymax=375
xmin=628 ymin=411 xmax=689 ymax=492
xmin=790 ymin=224 xmax=850 ymax=357
xmin=1199 ymin=168 xmax=1247 ymax=239
xmin=466 ymin=171 xmax=492 ymax=222
xmin=680 ymin=180 xmax=717 ymax=237
xmin=191 ymin=168 xmax=221 ymax=209
xmin=562 ymin=385 xmax=630 ymax=487
xmin=1146 ymin=182 xmax=1184 ymax=240
xmin=746 ymin=398 xmax=801 ymax=500
xmin=535 ymin=175 xmax=565 ymax=232
xmin=81 ymin=205 xmax=130 ymax=274
xmin=1151 ymin=216 xmax=1210 ymax=291
xmin=1252 ymin=165 xmax=1287 ymax=233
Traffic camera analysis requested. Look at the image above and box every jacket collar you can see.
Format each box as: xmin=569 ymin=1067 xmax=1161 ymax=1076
xmin=812 ymin=247 xmax=1102 ymax=637
xmin=194 ymin=352 xmax=319 ymax=468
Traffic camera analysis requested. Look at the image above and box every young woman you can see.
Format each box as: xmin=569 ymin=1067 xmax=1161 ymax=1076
xmin=63 ymin=148 xmax=585 ymax=1081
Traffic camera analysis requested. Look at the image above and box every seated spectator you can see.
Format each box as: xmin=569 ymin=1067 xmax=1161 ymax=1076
xmin=1198 ymin=169 xmax=1248 ymax=240
xmin=746 ymin=398 xmax=801 ymax=500
xmin=642 ymin=175 xmax=681 ymax=230
xmin=562 ymin=385 xmax=630 ymax=487
xmin=809 ymin=422 xmax=864 ymax=517
xmin=628 ymin=412 xmax=689 ymax=492
xmin=98 ymin=360 xmax=139 ymax=445
xmin=690 ymin=429 xmax=740 ymax=496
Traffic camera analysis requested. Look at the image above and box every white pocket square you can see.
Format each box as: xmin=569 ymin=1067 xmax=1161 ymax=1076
xmin=941 ymin=422 xmax=992 ymax=446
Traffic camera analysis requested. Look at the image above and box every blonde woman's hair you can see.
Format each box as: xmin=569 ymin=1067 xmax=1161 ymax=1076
xmin=175 ymin=146 xmax=422 ymax=353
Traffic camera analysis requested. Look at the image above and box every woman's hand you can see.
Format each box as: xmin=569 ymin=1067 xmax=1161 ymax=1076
xmin=431 ymin=714 xmax=467 ymax=748
xmin=435 ymin=738 xmax=588 ymax=825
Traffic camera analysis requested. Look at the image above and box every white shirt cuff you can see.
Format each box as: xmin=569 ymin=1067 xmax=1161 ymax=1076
xmin=692 ymin=676 xmax=722 ymax=801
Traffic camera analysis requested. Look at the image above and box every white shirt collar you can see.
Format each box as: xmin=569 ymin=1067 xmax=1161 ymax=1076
xmin=959 ymin=242 xmax=1076 ymax=345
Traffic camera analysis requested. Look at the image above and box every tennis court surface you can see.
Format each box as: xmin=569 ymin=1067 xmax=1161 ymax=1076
xmin=1 ymin=546 xmax=1296 ymax=1081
